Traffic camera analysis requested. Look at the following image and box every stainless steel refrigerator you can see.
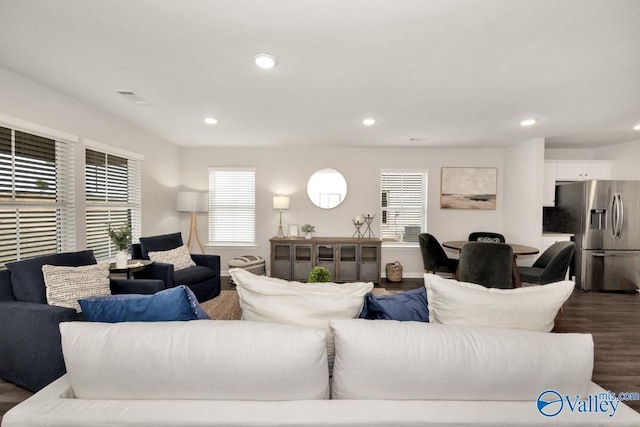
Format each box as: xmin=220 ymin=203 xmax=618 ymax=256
xmin=554 ymin=180 xmax=640 ymax=291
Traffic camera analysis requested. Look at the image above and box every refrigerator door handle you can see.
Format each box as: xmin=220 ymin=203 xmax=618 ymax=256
xmin=591 ymin=252 xmax=638 ymax=257
xmin=616 ymin=193 xmax=624 ymax=239
xmin=611 ymin=193 xmax=618 ymax=238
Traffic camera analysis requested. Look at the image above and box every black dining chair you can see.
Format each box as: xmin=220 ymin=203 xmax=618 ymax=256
xmin=518 ymin=241 xmax=575 ymax=285
xmin=418 ymin=233 xmax=458 ymax=277
xmin=468 ymin=232 xmax=506 ymax=243
xmin=458 ymin=242 xmax=513 ymax=288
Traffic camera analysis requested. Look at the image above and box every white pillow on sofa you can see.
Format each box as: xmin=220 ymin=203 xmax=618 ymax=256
xmin=60 ymin=321 xmax=329 ymax=400
xmin=229 ymin=268 xmax=373 ymax=367
xmin=330 ymin=319 xmax=593 ymax=401
xmin=424 ymin=273 xmax=574 ymax=332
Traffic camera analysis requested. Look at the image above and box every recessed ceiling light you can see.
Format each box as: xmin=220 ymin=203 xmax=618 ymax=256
xmin=633 ymin=124 xmax=640 ymax=131
xmin=520 ymin=118 xmax=538 ymax=127
xmin=362 ymin=118 xmax=376 ymax=126
xmin=204 ymin=117 xmax=218 ymax=125
xmin=254 ymin=53 xmax=277 ymax=69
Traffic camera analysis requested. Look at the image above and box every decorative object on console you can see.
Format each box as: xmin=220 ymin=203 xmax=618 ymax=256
xmin=301 ymin=223 xmax=315 ymax=239
xmin=273 ymin=195 xmax=290 ymax=238
xmin=108 ymin=224 xmax=131 ymax=268
xmin=176 ymin=191 xmax=208 ymax=253
xmin=440 ymin=167 xmax=497 ymax=210
xmin=308 ymin=266 xmax=332 ymax=283
xmin=307 ymin=168 xmax=347 ymax=209
xmin=352 ymin=214 xmax=375 ymax=238
xmin=288 ymin=223 xmax=299 ymax=237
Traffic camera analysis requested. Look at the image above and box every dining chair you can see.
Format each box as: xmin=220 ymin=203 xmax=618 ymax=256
xmin=458 ymin=242 xmax=513 ymax=288
xmin=518 ymin=241 xmax=575 ymax=285
xmin=468 ymin=232 xmax=506 ymax=243
xmin=418 ymin=233 xmax=458 ymax=277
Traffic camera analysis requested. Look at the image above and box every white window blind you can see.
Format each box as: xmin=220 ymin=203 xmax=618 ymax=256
xmin=208 ymin=168 xmax=255 ymax=244
xmin=380 ymin=171 xmax=428 ymax=243
xmin=0 ymin=126 xmax=75 ymax=267
xmin=85 ymin=148 xmax=141 ymax=260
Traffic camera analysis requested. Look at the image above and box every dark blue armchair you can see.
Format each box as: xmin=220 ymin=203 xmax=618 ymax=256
xmin=130 ymin=232 xmax=221 ymax=303
xmin=0 ymin=250 xmax=164 ymax=392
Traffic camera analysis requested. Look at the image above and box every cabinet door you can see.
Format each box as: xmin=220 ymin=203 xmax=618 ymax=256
xmin=271 ymin=244 xmax=292 ymax=280
xmin=359 ymin=245 xmax=380 ymax=282
xmin=582 ymin=164 xmax=610 ymax=180
xmin=315 ymin=244 xmax=336 ymax=279
xmin=293 ymin=244 xmax=313 ymax=281
xmin=556 ymin=164 xmax=585 ymax=181
xmin=337 ymin=244 xmax=358 ymax=281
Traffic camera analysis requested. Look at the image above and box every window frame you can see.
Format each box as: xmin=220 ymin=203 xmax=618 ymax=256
xmin=84 ymin=140 xmax=142 ymax=261
xmin=208 ymin=167 xmax=256 ymax=246
xmin=380 ymin=169 xmax=429 ymax=246
xmin=0 ymin=119 xmax=77 ymax=267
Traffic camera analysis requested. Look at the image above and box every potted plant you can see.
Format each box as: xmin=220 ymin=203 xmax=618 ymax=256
xmin=108 ymin=225 xmax=131 ymax=268
xmin=308 ymin=266 xmax=332 ymax=283
xmin=301 ymin=223 xmax=315 ymax=239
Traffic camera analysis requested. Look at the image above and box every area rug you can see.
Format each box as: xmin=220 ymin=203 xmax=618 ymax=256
xmin=200 ymin=287 xmax=393 ymax=320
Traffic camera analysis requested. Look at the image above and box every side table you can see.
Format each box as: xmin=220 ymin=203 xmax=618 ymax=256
xmin=109 ymin=259 xmax=154 ymax=279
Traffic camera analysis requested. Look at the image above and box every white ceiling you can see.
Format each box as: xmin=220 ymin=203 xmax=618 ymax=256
xmin=1 ymin=0 xmax=639 ymax=149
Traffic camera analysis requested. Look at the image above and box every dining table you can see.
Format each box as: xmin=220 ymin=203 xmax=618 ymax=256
xmin=442 ymin=240 xmax=539 ymax=287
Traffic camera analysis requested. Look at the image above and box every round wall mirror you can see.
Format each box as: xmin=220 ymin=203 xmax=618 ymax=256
xmin=307 ymin=168 xmax=348 ymax=209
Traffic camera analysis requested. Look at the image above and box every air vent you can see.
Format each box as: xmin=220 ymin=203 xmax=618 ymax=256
xmin=114 ymin=90 xmax=149 ymax=105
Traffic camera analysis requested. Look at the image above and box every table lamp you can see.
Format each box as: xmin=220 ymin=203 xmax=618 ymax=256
xmin=273 ymin=195 xmax=289 ymax=238
xmin=177 ymin=191 xmax=208 ymax=253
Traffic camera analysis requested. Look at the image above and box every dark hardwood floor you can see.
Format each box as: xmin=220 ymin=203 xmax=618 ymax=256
xmin=1 ymin=278 xmax=639 ymax=422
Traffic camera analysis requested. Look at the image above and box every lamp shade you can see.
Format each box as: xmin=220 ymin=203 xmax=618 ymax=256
xmin=177 ymin=191 xmax=208 ymax=213
xmin=273 ymin=195 xmax=290 ymax=210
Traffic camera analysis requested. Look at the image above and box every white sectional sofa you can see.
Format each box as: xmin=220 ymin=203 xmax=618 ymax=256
xmin=3 ymin=319 xmax=640 ymax=426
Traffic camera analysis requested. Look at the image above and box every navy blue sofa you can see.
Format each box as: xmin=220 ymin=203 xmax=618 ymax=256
xmin=0 ymin=250 xmax=164 ymax=392
xmin=130 ymin=232 xmax=221 ymax=303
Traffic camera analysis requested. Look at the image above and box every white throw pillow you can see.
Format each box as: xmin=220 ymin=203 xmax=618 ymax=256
xmin=147 ymin=245 xmax=195 ymax=271
xmin=61 ymin=321 xmax=329 ymax=400
xmin=424 ymin=273 xmax=574 ymax=332
xmin=42 ymin=263 xmax=111 ymax=312
xmin=229 ymin=268 xmax=373 ymax=368
xmin=330 ymin=319 xmax=593 ymax=401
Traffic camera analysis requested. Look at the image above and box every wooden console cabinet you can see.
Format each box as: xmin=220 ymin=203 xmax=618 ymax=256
xmin=269 ymin=237 xmax=382 ymax=283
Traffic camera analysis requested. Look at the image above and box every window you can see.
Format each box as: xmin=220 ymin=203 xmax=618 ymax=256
xmin=0 ymin=126 xmax=75 ymax=267
xmin=380 ymin=170 xmax=428 ymax=243
xmin=208 ymin=168 xmax=255 ymax=245
xmin=85 ymin=147 xmax=142 ymax=260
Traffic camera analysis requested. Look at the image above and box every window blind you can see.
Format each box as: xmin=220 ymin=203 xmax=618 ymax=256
xmin=380 ymin=171 xmax=428 ymax=243
xmin=208 ymin=168 xmax=255 ymax=244
xmin=0 ymin=126 xmax=75 ymax=267
xmin=85 ymin=148 xmax=141 ymax=260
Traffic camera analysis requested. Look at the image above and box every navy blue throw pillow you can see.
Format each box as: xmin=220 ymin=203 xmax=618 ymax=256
xmin=359 ymin=287 xmax=428 ymax=322
xmin=79 ymin=285 xmax=210 ymax=322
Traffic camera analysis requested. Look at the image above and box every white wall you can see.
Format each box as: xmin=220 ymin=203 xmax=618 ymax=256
xmin=503 ymin=138 xmax=546 ymax=266
xmin=180 ymin=145 xmax=518 ymax=277
xmin=0 ymin=66 xmax=181 ymax=245
xmin=594 ymin=140 xmax=640 ymax=180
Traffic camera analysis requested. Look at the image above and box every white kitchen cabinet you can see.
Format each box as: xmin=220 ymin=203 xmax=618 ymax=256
xmin=555 ymin=162 xmax=610 ymax=181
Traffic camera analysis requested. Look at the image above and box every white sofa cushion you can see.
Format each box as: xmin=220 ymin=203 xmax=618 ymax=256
xmin=229 ymin=268 xmax=373 ymax=367
xmin=60 ymin=321 xmax=329 ymax=400
xmin=424 ymin=274 xmax=574 ymax=332
xmin=330 ymin=319 xmax=593 ymax=401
